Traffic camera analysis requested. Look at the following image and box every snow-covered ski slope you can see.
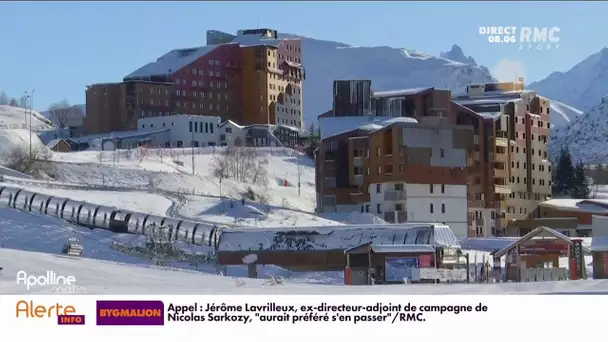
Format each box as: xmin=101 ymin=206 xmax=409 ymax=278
xmin=3 ymin=146 xmax=380 ymax=228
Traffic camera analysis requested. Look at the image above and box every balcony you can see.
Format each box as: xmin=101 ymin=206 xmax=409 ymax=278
xmin=493 ymin=168 xmax=509 ymax=179
xmin=495 ymin=137 xmax=508 ymax=147
xmin=353 ymin=157 xmax=363 ymax=167
xmin=494 ymin=185 xmax=512 ymax=194
xmin=384 ymin=211 xmax=407 ymax=223
xmin=349 ymin=192 xmax=366 ymax=204
xmin=384 ymin=190 xmax=406 ymax=201
xmin=494 ymin=151 xmax=508 ymax=162
xmin=353 ymin=175 xmax=363 ymax=185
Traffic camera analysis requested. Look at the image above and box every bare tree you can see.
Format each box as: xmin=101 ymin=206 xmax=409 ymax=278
xmin=1 ymin=146 xmax=53 ymax=177
xmin=19 ymin=95 xmax=28 ymax=108
xmin=212 ymin=147 xmax=268 ymax=186
xmin=0 ymin=91 xmax=9 ymax=105
xmin=47 ymin=99 xmax=72 ymax=129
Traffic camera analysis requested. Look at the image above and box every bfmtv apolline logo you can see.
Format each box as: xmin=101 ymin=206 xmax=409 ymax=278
xmin=16 ymin=271 xmax=86 ymax=294
xmin=479 ymin=26 xmax=560 ymax=51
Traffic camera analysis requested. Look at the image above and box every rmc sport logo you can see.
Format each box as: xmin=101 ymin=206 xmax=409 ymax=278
xmin=479 ymin=26 xmax=560 ymax=51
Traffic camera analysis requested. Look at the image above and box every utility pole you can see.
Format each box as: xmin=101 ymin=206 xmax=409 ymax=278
xmin=190 ymin=116 xmax=195 ymax=175
xmin=29 ymin=90 xmax=34 ymax=159
xmin=23 ymin=91 xmax=28 ymax=128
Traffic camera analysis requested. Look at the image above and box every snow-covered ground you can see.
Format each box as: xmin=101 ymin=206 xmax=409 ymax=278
xmin=0 ymin=105 xmax=51 ymax=131
xmin=2 ymin=246 xmax=607 ymax=294
xmin=0 ymin=182 xmax=172 ymax=215
xmin=549 ymin=100 xmax=584 ymax=128
xmin=0 ymin=123 xmax=605 ymax=293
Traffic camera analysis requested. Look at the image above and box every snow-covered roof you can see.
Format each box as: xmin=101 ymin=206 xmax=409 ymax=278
xmin=477 ymin=112 xmax=502 ymax=119
xmin=373 ymin=87 xmax=433 ymax=98
xmin=46 ymin=139 xmax=70 ymax=149
xmin=346 ymin=243 xmax=436 ymax=254
xmin=217 ymin=223 xmax=461 ymax=252
xmin=591 ymin=236 xmax=608 ymax=252
xmin=230 ymin=34 xmax=283 ymax=48
xmin=454 ymin=98 xmax=511 ymax=106
xmin=219 ymin=120 xmax=244 ymax=129
xmin=70 ymin=129 xmax=170 ymax=143
xmin=319 ymin=116 xmax=418 ymax=139
xmin=540 ymin=199 xmax=608 ymax=214
xmin=370 ymin=244 xmax=436 ymax=254
xmin=125 ymin=45 xmax=218 ymax=79
xmin=492 ymin=226 xmax=591 ymax=258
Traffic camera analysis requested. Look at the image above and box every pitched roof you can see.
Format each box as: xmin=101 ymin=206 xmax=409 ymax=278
xmin=124 ymin=45 xmax=219 ymax=79
xmin=46 ymin=139 xmax=70 ymax=149
xmin=373 ymin=87 xmax=433 ymax=98
xmin=230 ymin=34 xmax=283 ymax=47
xmin=319 ymin=116 xmax=418 ymax=140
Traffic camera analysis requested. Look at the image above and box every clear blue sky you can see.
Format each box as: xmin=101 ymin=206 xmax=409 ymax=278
xmin=1 ymin=1 xmax=606 ymax=111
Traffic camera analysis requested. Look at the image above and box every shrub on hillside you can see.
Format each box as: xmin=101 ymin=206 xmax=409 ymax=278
xmin=1 ymin=146 xmax=53 ymax=177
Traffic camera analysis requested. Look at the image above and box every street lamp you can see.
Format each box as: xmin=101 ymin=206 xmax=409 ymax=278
xmin=29 ymin=90 xmax=35 ymax=159
xmin=23 ymin=91 xmax=28 ymax=128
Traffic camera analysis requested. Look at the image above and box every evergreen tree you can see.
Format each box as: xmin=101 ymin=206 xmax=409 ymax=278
xmin=0 ymin=91 xmax=9 ymax=105
xmin=9 ymin=98 xmax=18 ymax=106
xmin=553 ymin=148 xmax=575 ymax=196
xmin=594 ymin=163 xmax=605 ymax=184
xmin=570 ymin=163 xmax=590 ymax=199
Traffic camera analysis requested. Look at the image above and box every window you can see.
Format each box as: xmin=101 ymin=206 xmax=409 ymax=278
xmin=377 ymin=204 xmax=382 ymax=214
xmin=441 ymin=203 xmax=445 ymax=213
xmin=189 ymin=121 xmax=192 ymax=132
xmin=440 ymin=148 xmax=445 ymax=158
xmin=208 ymin=60 xmax=213 ymax=65
xmin=429 ymin=184 xmax=434 ymax=193
xmin=430 ymin=203 xmax=434 ymax=213
xmin=376 ymin=184 xmax=381 ymax=193
xmin=208 ymin=71 xmax=213 ymax=76
xmin=441 ymin=184 xmax=445 ymax=193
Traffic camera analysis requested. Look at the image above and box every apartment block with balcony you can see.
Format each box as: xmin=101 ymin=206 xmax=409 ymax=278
xmin=83 ymin=28 xmax=304 ymax=136
xmin=316 ymin=118 xmax=473 ymax=238
xmin=453 ymin=79 xmax=552 ymax=236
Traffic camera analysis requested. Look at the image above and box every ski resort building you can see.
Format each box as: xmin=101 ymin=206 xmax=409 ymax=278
xmin=453 ymin=79 xmax=552 ymax=237
xmin=85 ymin=28 xmax=305 ymax=137
xmin=317 ymin=79 xmax=553 ymax=238
xmin=315 ymin=116 xmax=473 ymax=238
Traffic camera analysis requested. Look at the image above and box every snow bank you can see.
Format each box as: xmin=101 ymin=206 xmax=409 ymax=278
xmin=0 ymin=105 xmax=52 ymax=131
xmin=0 ymin=129 xmax=52 ymax=161
xmin=0 ymin=165 xmax=32 ymax=179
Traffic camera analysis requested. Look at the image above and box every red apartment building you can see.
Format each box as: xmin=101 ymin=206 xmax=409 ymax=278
xmin=84 ymin=28 xmax=305 ymax=135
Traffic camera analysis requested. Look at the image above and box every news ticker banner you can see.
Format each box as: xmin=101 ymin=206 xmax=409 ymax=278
xmin=0 ymin=295 xmax=605 ymax=341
